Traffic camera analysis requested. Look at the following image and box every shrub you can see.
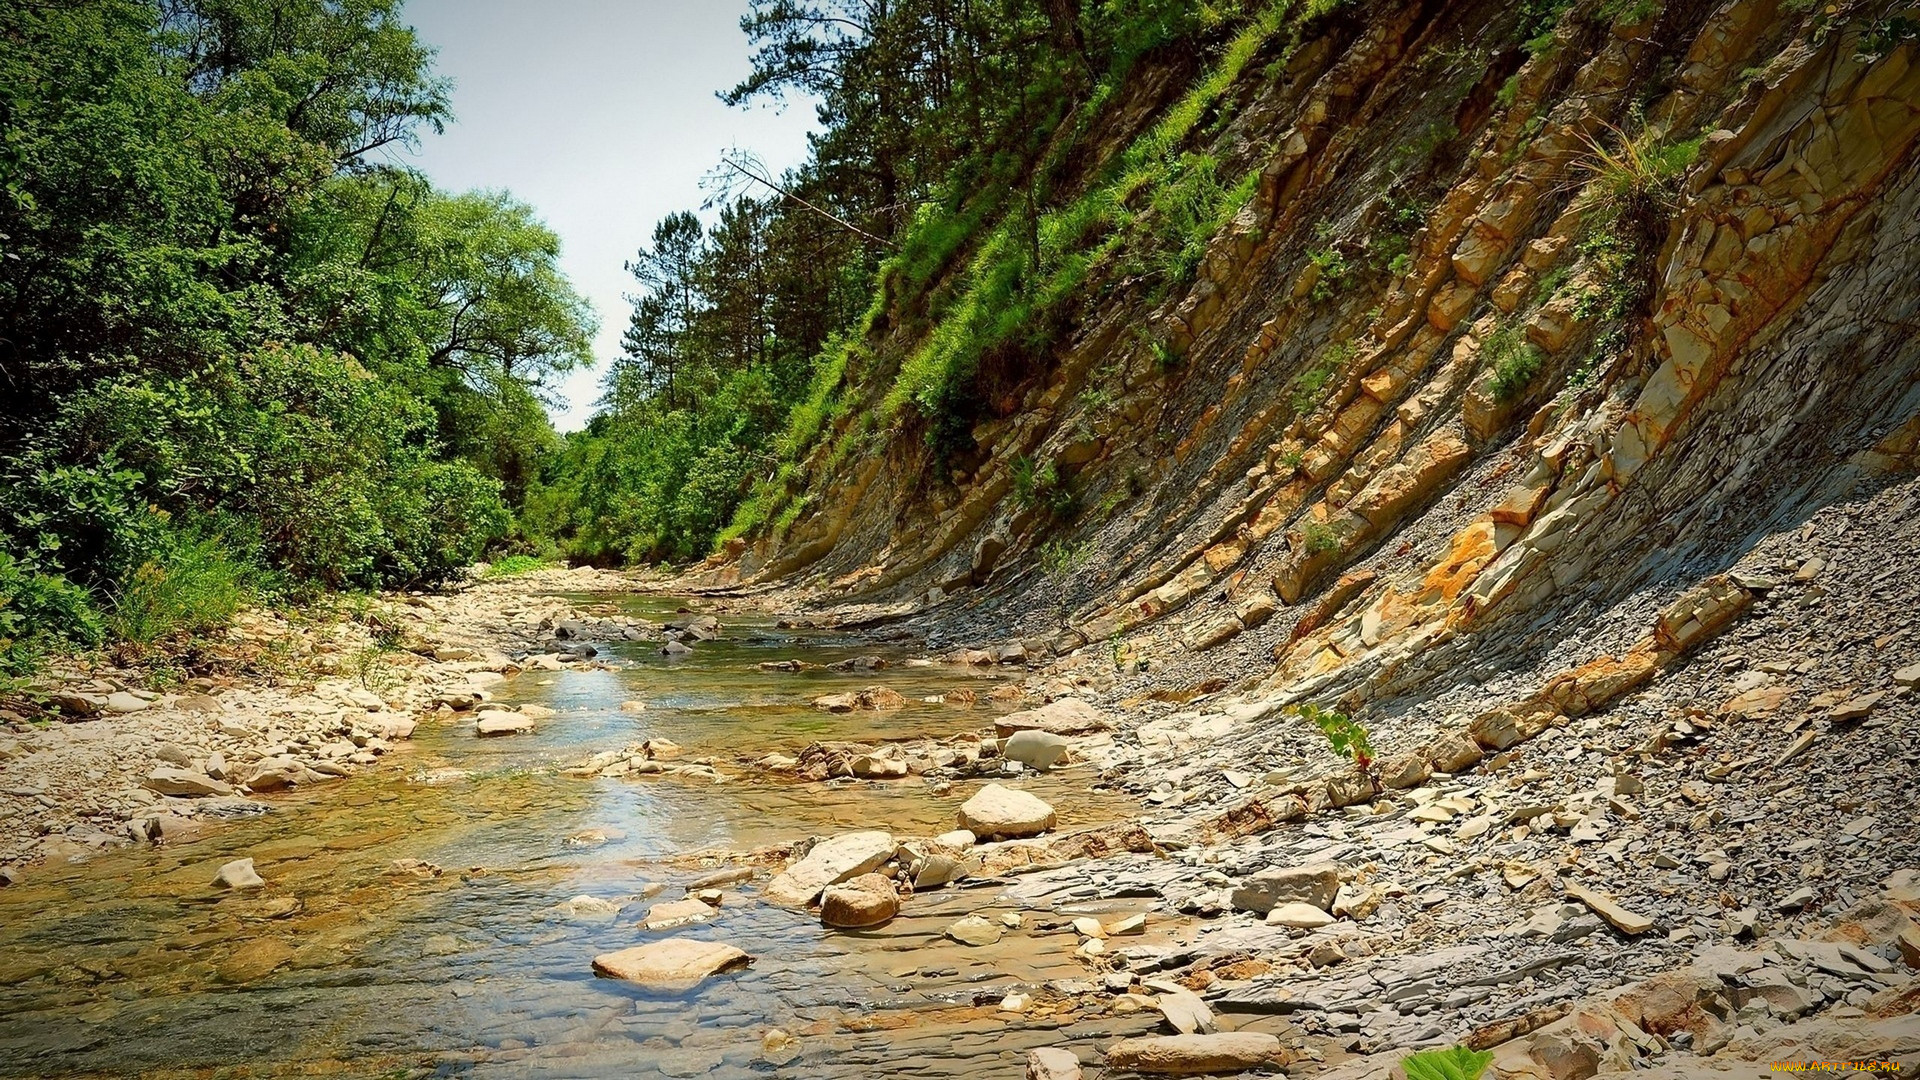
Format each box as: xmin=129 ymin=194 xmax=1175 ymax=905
xmin=485 ymin=554 xmax=551 ymax=577
xmin=1300 ymin=519 xmax=1343 ymax=556
xmin=107 ymin=535 xmax=248 ymax=647
xmin=0 ymin=553 xmax=104 ymax=675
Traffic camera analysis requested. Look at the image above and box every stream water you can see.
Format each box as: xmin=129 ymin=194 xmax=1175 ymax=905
xmin=0 ymin=597 xmax=1151 ymax=1078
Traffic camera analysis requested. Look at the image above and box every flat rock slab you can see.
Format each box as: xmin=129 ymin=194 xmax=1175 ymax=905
xmin=1002 ymin=729 xmax=1071 ymax=769
xmin=994 ymin=698 xmax=1109 ymax=738
xmin=475 ymin=710 xmax=534 ymax=737
xmin=213 ymin=858 xmax=265 ymax=890
xmin=591 ymin=938 xmax=750 ymax=991
xmin=145 ymin=767 xmax=233 ymax=798
xmin=1231 ymin=862 xmax=1341 ymax=914
xmin=1565 ymin=882 xmax=1655 ymax=935
xmin=1105 ymin=1032 xmax=1286 ymax=1075
xmin=763 ymin=830 xmax=896 ymax=906
xmin=641 ymin=898 xmax=715 ymax=930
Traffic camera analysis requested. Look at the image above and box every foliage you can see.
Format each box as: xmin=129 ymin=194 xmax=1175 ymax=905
xmin=1484 ymin=325 xmax=1547 ymax=402
xmin=1577 ymin=124 xmax=1703 ymax=218
xmin=485 ymin=555 xmax=552 ymax=578
xmin=1300 ymin=519 xmax=1343 ymax=556
xmin=1294 ymin=703 xmax=1373 ymax=770
xmin=107 ymin=536 xmax=248 ymax=649
xmin=0 ymin=0 xmax=586 ymax=666
xmin=1040 ymin=536 xmax=1092 ymax=577
xmin=0 ymin=553 xmax=105 ymax=676
xmin=1402 ymin=1045 xmax=1495 ymax=1080
xmin=1291 ymin=342 xmax=1352 ymax=413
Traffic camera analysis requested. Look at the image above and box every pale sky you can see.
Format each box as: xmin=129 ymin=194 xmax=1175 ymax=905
xmin=401 ymin=0 xmax=819 ymax=430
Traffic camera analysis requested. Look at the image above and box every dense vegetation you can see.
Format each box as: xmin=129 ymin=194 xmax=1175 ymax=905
xmin=532 ymin=0 xmax=1296 ymax=565
xmin=0 ymin=0 xmax=594 ymax=671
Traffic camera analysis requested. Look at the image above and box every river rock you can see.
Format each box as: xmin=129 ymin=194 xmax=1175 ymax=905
xmin=763 ymin=830 xmax=896 ymax=905
xmin=475 ymin=710 xmax=534 ymax=737
xmin=1266 ymin=902 xmax=1336 ymax=928
xmin=958 ymin=783 xmax=1056 ymax=839
xmin=911 ymin=852 xmax=980 ymax=890
xmin=994 ymin=698 xmax=1108 ymax=737
xmin=144 ymin=767 xmax=233 ymax=798
xmin=591 ymin=937 xmax=751 ymax=991
xmin=660 ymin=640 xmax=693 ymax=658
xmin=1104 ymin=1033 xmax=1286 ymax=1075
xmin=214 ymin=858 xmax=265 ymax=890
xmin=820 ymin=872 xmax=898 ymax=928
xmin=812 ymin=692 xmax=860 ymax=713
xmin=1027 ymin=1047 xmax=1083 ymax=1080
xmin=947 ymin=913 xmax=1004 ymax=946
xmin=642 ymin=898 xmax=716 ymax=930
xmin=1230 ymin=862 xmax=1340 ymax=914
xmin=243 ymin=757 xmax=309 ymax=791
xmin=104 ymin=691 xmax=153 ymax=713
xmin=1002 ymin=729 xmax=1070 ymax=769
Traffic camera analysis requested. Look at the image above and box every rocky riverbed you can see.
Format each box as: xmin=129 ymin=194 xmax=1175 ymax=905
xmin=2 ymin=512 xmax=1916 ymax=1079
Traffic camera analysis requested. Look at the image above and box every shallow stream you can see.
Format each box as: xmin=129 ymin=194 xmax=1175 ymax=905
xmin=0 ymin=597 xmax=1155 ymax=1078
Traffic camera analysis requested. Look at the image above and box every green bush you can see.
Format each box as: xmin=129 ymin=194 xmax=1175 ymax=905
xmin=0 ymin=553 xmax=105 ymax=675
xmin=485 ymin=554 xmax=552 ymax=577
xmin=1293 ymin=703 xmax=1374 ymax=770
xmin=107 ymin=535 xmax=248 ymax=647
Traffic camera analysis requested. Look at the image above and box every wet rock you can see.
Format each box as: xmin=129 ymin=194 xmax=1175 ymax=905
xmin=1230 ymin=861 xmax=1341 ymax=914
xmin=1003 ymin=730 xmax=1071 ymax=770
xmin=812 ymin=692 xmax=861 ymax=713
xmin=557 ymin=895 xmax=624 ymax=918
xmin=763 ymin=830 xmax=896 ymax=906
xmin=1027 ymin=1047 xmax=1082 ymax=1080
xmin=685 ymin=866 xmax=753 ymax=891
xmin=642 ymin=898 xmax=716 ymax=930
xmin=660 ymin=640 xmax=694 ymax=658
xmin=214 ymin=858 xmax=265 ymax=890
xmin=1104 ymin=1032 xmax=1287 ymax=1075
xmin=861 ymin=686 xmax=908 ymax=709
xmin=143 ymin=767 xmax=233 ymax=798
xmin=591 ymin=938 xmax=751 ymax=991
xmin=946 ymin=913 xmax=1004 ymax=946
xmin=995 ymin=697 xmax=1108 ymax=737
xmin=820 ymin=873 xmax=898 ymax=928
xmin=957 ymin=783 xmax=1056 ymax=840
xmin=826 ymin=655 xmax=887 ymax=672
xmin=474 ymin=710 xmax=534 ymax=737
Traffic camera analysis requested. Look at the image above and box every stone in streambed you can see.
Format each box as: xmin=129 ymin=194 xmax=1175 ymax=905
xmin=1105 ymin=1033 xmax=1287 ymax=1075
xmin=144 ymin=767 xmax=233 ymax=798
xmin=910 ymin=852 xmax=979 ymax=890
xmin=946 ymin=913 xmax=1004 ymax=946
xmin=763 ymin=830 xmax=895 ymax=906
xmin=591 ymin=937 xmax=750 ymax=991
xmin=994 ymin=698 xmax=1108 ymax=737
xmin=1002 ymin=729 xmax=1070 ymax=770
xmin=474 ymin=710 xmax=534 ymax=737
xmin=214 ymin=858 xmax=265 ymax=890
xmin=820 ymin=873 xmax=898 ymax=928
xmin=641 ymin=898 xmax=716 ymax=930
xmin=1265 ymin=902 xmax=1335 ymax=929
xmin=957 ymin=783 xmax=1055 ymax=840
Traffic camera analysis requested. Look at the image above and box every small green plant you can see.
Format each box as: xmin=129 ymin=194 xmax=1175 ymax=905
xmin=1402 ymin=1045 xmax=1495 ymax=1080
xmin=1289 ymin=342 xmax=1352 ymax=414
xmin=1484 ymin=324 xmax=1547 ymax=402
xmin=1294 ymin=703 xmax=1374 ymax=770
xmin=1306 ymin=245 xmax=1351 ymax=303
xmin=1039 ymin=536 xmax=1091 ymax=578
xmin=1151 ymin=337 xmax=1184 ymax=372
xmin=1577 ymin=123 xmax=1703 ymax=217
xmin=1300 ymin=519 xmax=1342 ymax=556
xmin=1495 ymin=73 xmax=1522 ymax=110
xmin=1012 ymin=455 xmax=1040 ymax=507
xmin=1533 ymin=265 xmax=1571 ymax=303
xmin=108 ymin=537 xmax=248 ymax=649
xmin=1109 ymin=631 xmax=1130 ymax=671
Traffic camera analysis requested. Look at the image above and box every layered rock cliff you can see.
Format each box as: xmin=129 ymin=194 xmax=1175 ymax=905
xmin=711 ymin=0 xmax=1920 ymax=727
